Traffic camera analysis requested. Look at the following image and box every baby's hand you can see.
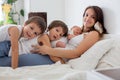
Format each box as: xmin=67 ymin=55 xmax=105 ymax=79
xmin=56 ymin=41 xmax=66 ymax=48
xmin=67 ymin=34 xmax=75 ymax=40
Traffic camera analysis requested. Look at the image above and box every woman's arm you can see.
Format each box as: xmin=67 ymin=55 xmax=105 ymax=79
xmin=32 ymin=31 xmax=100 ymax=59
xmin=8 ymin=26 xmax=19 ymax=69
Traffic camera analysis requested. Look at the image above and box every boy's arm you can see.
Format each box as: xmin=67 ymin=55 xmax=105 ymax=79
xmin=9 ymin=26 xmax=19 ymax=69
xmin=49 ymin=56 xmax=65 ymax=64
xmin=38 ymin=34 xmax=65 ymax=63
xmin=56 ymin=41 xmax=66 ymax=48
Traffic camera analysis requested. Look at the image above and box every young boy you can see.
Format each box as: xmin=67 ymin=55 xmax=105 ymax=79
xmin=0 ymin=16 xmax=46 ymax=69
xmin=31 ymin=20 xmax=68 ymax=64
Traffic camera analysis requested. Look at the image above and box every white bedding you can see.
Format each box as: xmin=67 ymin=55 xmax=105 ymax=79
xmin=0 ymin=63 xmax=76 ymax=80
xmin=96 ymin=37 xmax=120 ymax=69
xmin=0 ymin=34 xmax=120 ymax=80
xmin=67 ymin=38 xmax=114 ymax=70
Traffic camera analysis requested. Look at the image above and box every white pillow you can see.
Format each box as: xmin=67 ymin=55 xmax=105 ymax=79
xmin=101 ymin=34 xmax=120 ymax=40
xmin=67 ymin=38 xmax=114 ymax=71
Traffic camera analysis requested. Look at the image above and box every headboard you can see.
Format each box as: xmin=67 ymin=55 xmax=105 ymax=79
xmin=28 ymin=12 xmax=47 ymax=25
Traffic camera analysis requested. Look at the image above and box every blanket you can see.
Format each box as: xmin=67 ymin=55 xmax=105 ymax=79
xmin=67 ymin=34 xmax=120 ymax=70
xmin=0 ymin=63 xmax=77 ymax=80
xmin=96 ymin=37 xmax=120 ymax=69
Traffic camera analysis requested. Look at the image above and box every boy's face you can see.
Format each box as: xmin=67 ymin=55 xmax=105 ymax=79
xmin=48 ymin=26 xmax=64 ymax=41
xmin=23 ymin=22 xmax=41 ymax=39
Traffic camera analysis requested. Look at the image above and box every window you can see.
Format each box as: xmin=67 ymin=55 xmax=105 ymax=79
xmin=0 ymin=0 xmax=4 ymax=21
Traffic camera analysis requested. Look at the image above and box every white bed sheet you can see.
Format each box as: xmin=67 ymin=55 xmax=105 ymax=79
xmin=0 ymin=63 xmax=77 ymax=80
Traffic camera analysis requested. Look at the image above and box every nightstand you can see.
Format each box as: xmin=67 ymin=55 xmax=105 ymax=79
xmin=95 ymin=67 xmax=120 ymax=80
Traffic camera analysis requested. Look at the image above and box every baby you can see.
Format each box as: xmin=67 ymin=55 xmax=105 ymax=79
xmin=67 ymin=26 xmax=82 ymax=40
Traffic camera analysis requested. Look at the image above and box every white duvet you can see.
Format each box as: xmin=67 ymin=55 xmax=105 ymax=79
xmin=96 ymin=37 xmax=120 ymax=69
xmin=0 ymin=63 xmax=76 ymax=80
xmin=0 ymin=34 xmax=120 ymax=80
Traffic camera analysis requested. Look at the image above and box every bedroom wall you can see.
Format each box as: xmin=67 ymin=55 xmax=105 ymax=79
xmin=15 ymin=0 xmax=24 ymax=25
xmin=65 ymin=0 xmax=120 ymax=34
xmin=24 ymin=0 xmax=65 ymax=26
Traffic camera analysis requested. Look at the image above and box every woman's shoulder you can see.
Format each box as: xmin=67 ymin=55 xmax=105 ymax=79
xmin=87 ymin=31 xmax=99 ymax=36
xmin=84 ymin=31 xmax=100 ymax=40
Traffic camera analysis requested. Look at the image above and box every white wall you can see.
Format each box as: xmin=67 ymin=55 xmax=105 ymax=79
xmin=15 ymin=0 xmax=24 ymax=25
xmin=24 ymin=0 xmax=65 ymax=26
xmin=65 ymin=0 xmax=120 ymax=34
xmin=24 ymin=0 xmax=120 ymax=34
xmin=24 ymin=0 xmax=30 ymax=21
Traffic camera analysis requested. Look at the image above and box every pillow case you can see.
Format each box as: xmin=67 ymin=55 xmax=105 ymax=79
xmin=101 ymin=34 xmax=120 ymax=40
xmin=67 ymin=38 xmax=114 ymax=71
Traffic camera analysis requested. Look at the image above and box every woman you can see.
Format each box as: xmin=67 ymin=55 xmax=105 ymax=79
xmin=0 ymin=6 xmax=107 ymax=67
xmin=31 ymin=6 xmax=107 ymax=60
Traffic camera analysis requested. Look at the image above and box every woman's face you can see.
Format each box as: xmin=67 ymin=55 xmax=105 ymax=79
xmin=48 ymin=26 xmax=64 ymax=41
xmin=83 ymin=8 xmax=96 ymax=31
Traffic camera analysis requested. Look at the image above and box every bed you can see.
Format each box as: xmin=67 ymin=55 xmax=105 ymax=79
xmin=0 ymin=34 xmax=120 ymax=80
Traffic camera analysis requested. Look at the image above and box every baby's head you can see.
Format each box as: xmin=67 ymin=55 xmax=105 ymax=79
xmin=70 ymin=26 xmax=82 ymax=36
xmin=23 ymin=16 xmax=47 ymax=39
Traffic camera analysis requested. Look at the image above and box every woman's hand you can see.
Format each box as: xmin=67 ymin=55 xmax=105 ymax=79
xmin=31 ymin=44 xmax=51 ymax=55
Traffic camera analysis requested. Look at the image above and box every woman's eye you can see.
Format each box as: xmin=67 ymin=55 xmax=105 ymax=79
xmin=85 ymin=14 xmax=88 ymax=17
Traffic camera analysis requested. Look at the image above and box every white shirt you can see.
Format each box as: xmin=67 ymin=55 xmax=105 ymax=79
xmin=9 ymin=36 xmax=39 ymax=56
xmin=0 ymin=24 xmax=22 ymax=42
